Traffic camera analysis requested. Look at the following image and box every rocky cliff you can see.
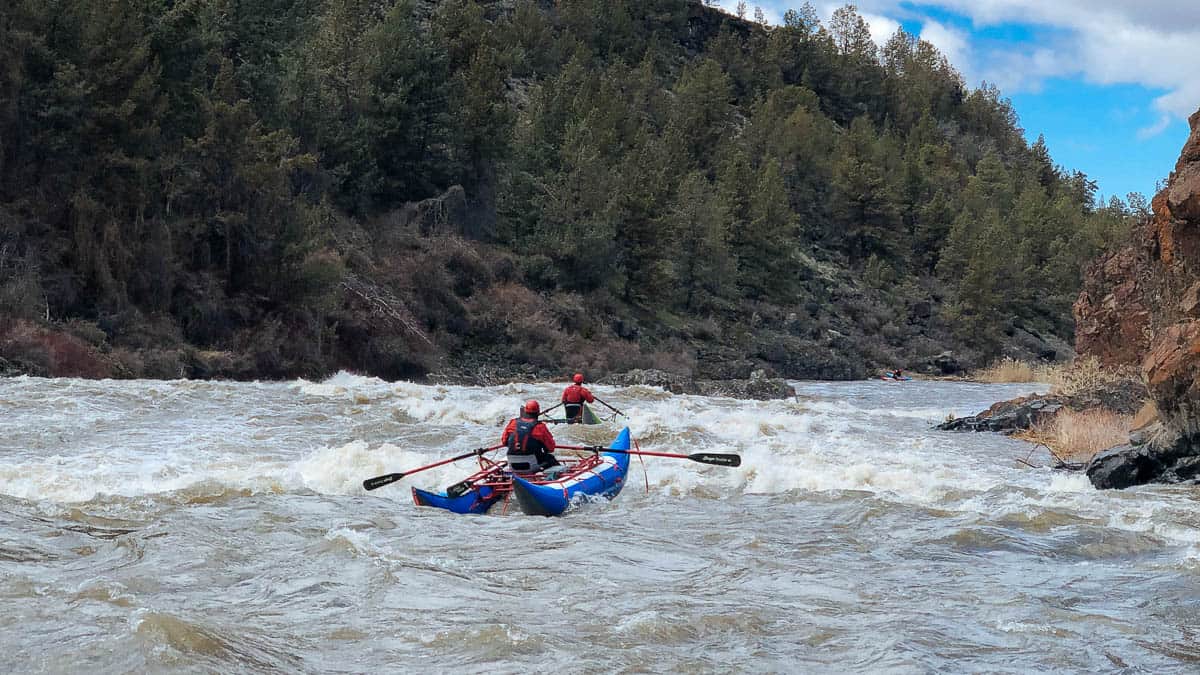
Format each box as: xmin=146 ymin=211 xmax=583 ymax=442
xmin=1075 ymin=107 xmax=1200 ymax=488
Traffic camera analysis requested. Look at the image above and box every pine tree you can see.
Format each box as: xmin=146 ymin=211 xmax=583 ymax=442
xmin=737 ymin=160 xmax=798 ymax=301
xmin=672 ymin=171 xmax=734 ymax=310
xmin=830 ymin=117 xmax=902 ymax=262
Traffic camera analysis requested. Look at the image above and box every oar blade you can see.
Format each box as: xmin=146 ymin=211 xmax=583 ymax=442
xmin=688 ymin=453 xmax=741 ymax=467
xmin=362 ymin=472 xmax=404 ymax=491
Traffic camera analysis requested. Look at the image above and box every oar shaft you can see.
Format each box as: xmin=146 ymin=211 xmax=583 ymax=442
xmin=558 ymin=445 xmax=685 ymax=460
xmin=362 ymin=444 xmax=503 ymax=491
xmin=593 ymin=396 xmax=625 ymax=416
xmin=557 ymin=444 xmax=741 ymax=467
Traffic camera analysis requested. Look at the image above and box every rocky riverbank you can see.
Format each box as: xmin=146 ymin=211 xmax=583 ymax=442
xmin=936 ymin=379 xmax=1146 ymax=434
xmin=943 ymin=106 xmax=1200 ymax=490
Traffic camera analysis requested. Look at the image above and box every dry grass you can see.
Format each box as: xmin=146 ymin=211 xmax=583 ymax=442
xmin=971 ymin=357 xmax=1058 ymax=384
xmin=1047 ymin=356 xmax=1139 ymax=397
xmin=1131 ymin=400 xmax=1159 ymax=431
xmin=1017 ymin=408 xmax=1133 ymax=463
xmin=970 ymin=356 xmax=1138 ymax=392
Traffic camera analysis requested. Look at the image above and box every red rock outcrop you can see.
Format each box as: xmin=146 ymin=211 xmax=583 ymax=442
xmin=1073 ymin=241 xmax=1155 ymax=366
xmin=1075 ymin=107 xmax=1200 ymax=437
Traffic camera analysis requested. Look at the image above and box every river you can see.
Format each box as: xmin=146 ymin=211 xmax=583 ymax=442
xmin=2 ymin=374 xmax=1198 ymax=673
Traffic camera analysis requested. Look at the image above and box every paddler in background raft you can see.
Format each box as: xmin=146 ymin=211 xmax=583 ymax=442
xmin=501 ymin=399 xmax=560 ymax=474
xmin=560 ymin=373 xmax=595 ymax=424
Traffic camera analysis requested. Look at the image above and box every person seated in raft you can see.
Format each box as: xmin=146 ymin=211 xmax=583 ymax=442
xmin=501 ymin=399 xmax=560 ymax=474
xmin=560 ymin=372 xmax=595 ymax=424
xmin=892 ymin=369 xmax=904 ymax=380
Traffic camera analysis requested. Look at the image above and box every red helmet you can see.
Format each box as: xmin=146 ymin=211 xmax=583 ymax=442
xmin=523 ymin=399 xmax=541 ymax=415
xmin=573 ymin=373 xmax=584 ymax=384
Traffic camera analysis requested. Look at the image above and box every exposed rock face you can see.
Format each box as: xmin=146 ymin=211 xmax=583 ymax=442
xmin=1073 ymin=241 xmax=1155 ymax=367
xmin=1074 ymin=107 xmax=1200 ymax=489
xmin=1142 ymin=321 xmax=1200 ymax=430
xmin=1075 ymin=108 xmax=1200 ymax=370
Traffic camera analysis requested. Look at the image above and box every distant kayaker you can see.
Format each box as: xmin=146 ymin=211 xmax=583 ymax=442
xmin=893 ymin=369 xmax=904 ymax=380
xmin=561 ymin=373 xmax=595 ymax=424
xmin=501 ymin=399 xmax=559 ymax=474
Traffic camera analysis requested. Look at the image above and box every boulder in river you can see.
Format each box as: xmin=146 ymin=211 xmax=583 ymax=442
xmin=1086 ymin=435 xmax=1200 ymax=489
xmin=937 ymin=395 xmax=1064 ymax=433
xmin=695 ymin=370 xmax=796 ymax=400
xmin=599 ymin=368 xmax=795 ymax=400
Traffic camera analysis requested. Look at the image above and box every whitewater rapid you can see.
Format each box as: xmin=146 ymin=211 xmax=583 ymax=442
xmin=2 ymin=374 xmax=1198 ymax=672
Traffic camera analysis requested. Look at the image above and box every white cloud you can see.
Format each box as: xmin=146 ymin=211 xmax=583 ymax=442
xmin=845 ymin=0 xmax=1200 ymax=135
xmin=713 ymin=0 xmax=1200 ymax=135
xmin=710 ymin=1 xmax=782 ymax=26
xmin=860 ymin=12 xmax=900 ymax=47
xmin=918 ymin=20 xmax=970 ymax=74
xmin=1137 ymin=115 xmax=1173 ymax=141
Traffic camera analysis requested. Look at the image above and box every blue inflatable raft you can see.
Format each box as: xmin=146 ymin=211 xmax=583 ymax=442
xmin=411 ymin=427 xmax=632 ymax=516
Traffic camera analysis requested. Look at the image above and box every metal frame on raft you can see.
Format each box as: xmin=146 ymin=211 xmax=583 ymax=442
xmin=411 ymin=451 xmax=610 ymax=515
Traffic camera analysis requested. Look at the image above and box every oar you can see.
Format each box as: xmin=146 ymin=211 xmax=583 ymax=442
xmin=592 ymin=396 xmax=626 ymax=418
xmin=540 ymin=402 xmax=564 ymax=415
xmin=362 ymin=444 xmax=503 ymax=491
xmin=558 ymin=445 xmax=741 ymax=468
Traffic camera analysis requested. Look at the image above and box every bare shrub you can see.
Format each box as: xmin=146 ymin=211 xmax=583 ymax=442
xmin=1017 ymin=408 xmax=1132 ymax=462
xmin=1047 ymin=356 xmax=1138 ymax=397
xmin=0 ymin=319 xmax=111 ymax=378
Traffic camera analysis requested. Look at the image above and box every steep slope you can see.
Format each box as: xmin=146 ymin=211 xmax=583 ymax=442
xmin=0 ymin=0 xmax=1135 ymax=382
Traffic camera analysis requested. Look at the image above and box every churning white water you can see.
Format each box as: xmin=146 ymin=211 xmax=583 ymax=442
xmin=2 ymin=374 xmax=1199 ymax=672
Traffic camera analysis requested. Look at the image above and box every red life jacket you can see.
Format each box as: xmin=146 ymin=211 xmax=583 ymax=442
xmin=507 ymin=418 xmax=547 ymax=454
xmin=562 ymin=384 xmax=590 ymax=404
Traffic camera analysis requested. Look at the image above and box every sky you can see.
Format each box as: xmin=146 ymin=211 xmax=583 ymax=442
xmin=710 ymin=0 xmax=1200 ymax=202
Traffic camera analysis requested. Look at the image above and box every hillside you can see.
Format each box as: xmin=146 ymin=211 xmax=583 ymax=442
xmin=0 ymin=0 xmax=1140 ymax=382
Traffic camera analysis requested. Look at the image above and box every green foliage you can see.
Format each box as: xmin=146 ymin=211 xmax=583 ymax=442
xmin=0 ymin=0 xmax=1145 ymax=375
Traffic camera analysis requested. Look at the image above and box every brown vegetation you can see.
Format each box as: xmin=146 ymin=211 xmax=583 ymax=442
xmin=970 ymin=357 xmax=1056 ymax=383
xmin=0 ymin=319 xmax=112 ymax=378
xmin=1047 ymin=356 xmax=1140 ymax=397
xmin=970 ymin=355 xmax=1139 ymax=392
xmin=1017 ymin=408 xmax=1132 ymax=463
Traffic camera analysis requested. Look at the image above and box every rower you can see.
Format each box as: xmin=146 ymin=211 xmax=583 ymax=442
xmin=560 ymin=373 xmax=595 ymax=424
xmin=500 ymin=400 xmax=559 ymax=474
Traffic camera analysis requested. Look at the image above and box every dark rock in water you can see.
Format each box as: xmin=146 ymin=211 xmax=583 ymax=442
xmin=938 ymin=380 xmax=1146 ymax=435
xmin=1086 ymin=436 xmax=1200 ymax=489
xmin=599 ymin=368 xmax=693 ymax=394
xmin=599 ymin=368 xmax=794 ymax=400
xmin=695 ymin=370 xmax=796 ymax=400
xmin=937 ymin=395 xmax=1064 ymax=433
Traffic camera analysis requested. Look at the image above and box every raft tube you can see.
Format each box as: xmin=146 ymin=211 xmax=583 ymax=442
xmin=412 ymin=484 xmax=500 ymax=515
xmin=511 ymin=427 xmax=631 ymax=517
